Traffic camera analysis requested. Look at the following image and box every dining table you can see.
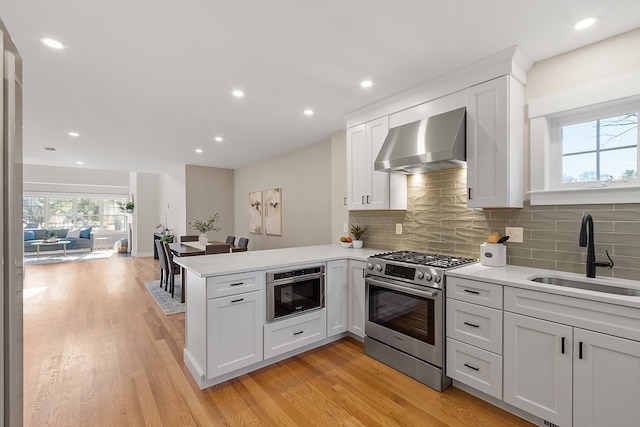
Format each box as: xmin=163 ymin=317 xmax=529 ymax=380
xmin=168 ymin=241 xmax=229 ymax=303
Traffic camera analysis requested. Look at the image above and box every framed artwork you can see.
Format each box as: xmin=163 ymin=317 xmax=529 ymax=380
xmin=248 ymin=191 xmax=263 ymax=234
xmin=263 ymin=188 xmax=282 ymax=236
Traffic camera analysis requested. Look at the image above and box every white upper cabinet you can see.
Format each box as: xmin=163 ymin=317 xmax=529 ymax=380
xmin=466 ymin=75 xmax=524 ymax=208
xmin=346 ymin=116 xmax=407 ymax=210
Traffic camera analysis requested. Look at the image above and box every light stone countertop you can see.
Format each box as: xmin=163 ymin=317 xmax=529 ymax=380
xmin=446 ymin=263 xmax=640 ymax=309
xmin=174 ymin=244 xmax=384 ymax=277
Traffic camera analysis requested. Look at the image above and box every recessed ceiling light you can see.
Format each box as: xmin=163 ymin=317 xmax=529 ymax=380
xmin=44 ymin=147 xmax=56 ymax=152
xmin=76 ymin=161 xmax=84 ymax=165
xmin=304 ymin=109 xmax=314 ymax=116
xmin=232 ymin=90 xmax=244 ymax=97
xmin=40 ymin=37 xmax=65 ymax=49
xmin=68 ymin=132 xmax=79 ymax=137
xmin=214 ymin=136 xmax=223 ymax=142
xmin=574 ymin=17 xmax=597 ymax=30
xmin=195 ymin=148 xmax=203 ymax=153
xmin=360 ymin=80 xmax=373 ymax=88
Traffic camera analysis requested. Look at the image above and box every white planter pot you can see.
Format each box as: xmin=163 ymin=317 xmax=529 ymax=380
xmin=352 ymin=240 xmax=363 ymax=249
xmin=198 ymin=234 xmax=208 ymax=245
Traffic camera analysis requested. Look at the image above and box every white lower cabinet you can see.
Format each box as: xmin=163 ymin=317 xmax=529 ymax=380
xmin=207 ymin=290 xmax=264 ymax=378
xmin=326 ymin=260 xmax=348 ymax=337
xmin=264 ymin=309 xmax=327 ymax=359
xmin=347 ymin=260 xmax=366 ymax=338
xmin=504 ymin=306 xmax=640 ymax=427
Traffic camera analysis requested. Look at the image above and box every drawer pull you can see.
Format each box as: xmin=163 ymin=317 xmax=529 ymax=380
xmin=464 ymin=363 xmax=479 ymax=371
xmin=231 ymin=298 xmax=244 ymax=303
xmin=463 ymin=289 xmax=480 ymax=295
xmin=293 ymin=330 xmax=304 ymax=336
xmin=230 ymin=282 xmax=244 ymax=286
xmin=463 ymin=321 xmax=480 ymax=328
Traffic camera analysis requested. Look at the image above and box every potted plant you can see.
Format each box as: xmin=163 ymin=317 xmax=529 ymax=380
xmin=43 ymin=230 xmax=58 ymax=243
xmin=350 ymin=224 xmax=367 ymax=248
xmin=118 ymin=201 xmax=135 ymax=213
xmin=189 ymin=213 xmax=221 ymax=245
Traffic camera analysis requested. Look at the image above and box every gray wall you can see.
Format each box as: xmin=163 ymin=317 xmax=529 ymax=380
xmin=185 ymin=165 xmax=234 ymax=242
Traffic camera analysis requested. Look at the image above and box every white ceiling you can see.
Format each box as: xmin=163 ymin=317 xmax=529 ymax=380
xmin=2 ymin=1 xmax=639 ymax=174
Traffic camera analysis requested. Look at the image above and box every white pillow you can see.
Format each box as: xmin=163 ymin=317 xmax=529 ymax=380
xmin=67 ymin=227 xmax=82 ymax=238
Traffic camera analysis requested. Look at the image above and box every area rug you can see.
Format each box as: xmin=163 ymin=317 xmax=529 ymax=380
xmin=144 ymin=278 xmax=184 ymax=315
xmin=24 ymin=250 xmax=115 ymax=265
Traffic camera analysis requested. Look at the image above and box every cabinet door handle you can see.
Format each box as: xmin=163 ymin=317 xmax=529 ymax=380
xmin=293 ymin=330 xmax=304 ymax=336
xmin=464 ymin=289 xmax=480 ymax=295
xmin=231 ymin=298 xmax=244 ymax=303
xmin=230 ymin=282 xmax=244 ymax=286
xmin=464 ymin=363 xmax=479 ymax=371
xmin=579 ymin=341 xmax=583 ymax=359
xmin=561 ymin=337 xmax=565 ymax=354
xmin=464 ymin=322 xmax=479 ymax=328
xmin=361 ymin=195 xmax=365 ymax=204
xmin=366 ymin=195 xmax=370 ymax=204
xmin=344 ymin=197 xmax=347 ymax=205
xmin=468 ymin=188 xmax=472 ymax=199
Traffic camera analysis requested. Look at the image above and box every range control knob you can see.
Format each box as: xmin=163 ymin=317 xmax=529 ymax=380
xmin=424 ymin=272 xmax=432 ymax=281
xmin=433 ymin=274 xmax=441 ymax=283
xmin=375 ymin=264 xmax=383 ymax=271
xmin=416 ymin=271 xmax=424 ymax=280
xmin=367 ymin=263 xmax=374 ymax=270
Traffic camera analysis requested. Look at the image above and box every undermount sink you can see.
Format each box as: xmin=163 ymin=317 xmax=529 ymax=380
xmin=529 ymin=276 xmax=640 ymax=297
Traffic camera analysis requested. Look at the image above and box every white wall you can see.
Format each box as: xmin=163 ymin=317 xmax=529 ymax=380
xmin=330 ymin=131 xmax=349 ymax=243
xmin=234 ymin=140 xmax=333 ymax=250
xmin=157 ymin=166 xmax=186 ymax=237
xmin=129 ymin=172 xmax=159 ymax=257
xmin=185 ymin=165 xmax=234 ymax=242
xmin=23 ymin=164 xmax=129 ymax=195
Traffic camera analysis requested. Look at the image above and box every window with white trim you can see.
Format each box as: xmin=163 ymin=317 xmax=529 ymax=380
xmin=548 ymin=100 xmax=638 ymax=189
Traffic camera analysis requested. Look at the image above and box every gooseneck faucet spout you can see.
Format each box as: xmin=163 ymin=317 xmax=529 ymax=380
xmin=579 ymin=213 xmax=614 ymax=278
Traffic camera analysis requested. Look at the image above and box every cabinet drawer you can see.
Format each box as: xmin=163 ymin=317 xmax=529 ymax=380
xmin=446 ymin=338 xmax=502 ymax=399
xmin=207 ymin=271 xmax=265 ymax=298
xmin=264 ymin=309 xmax=327 ymax=359
xmin=446 ymin=299 xmax=502 ymax=354
xmin=446 ymin=277 xmax=503 ymax=309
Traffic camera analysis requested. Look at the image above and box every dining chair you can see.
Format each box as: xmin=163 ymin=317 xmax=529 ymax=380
xmin=225 ymin=235 xmax=235 ymax=245
xmin=155 ymin=239 xmax=169 ymax=289
xmin=162 ymin=241 xmax=181 ymax=297
xmin=205 ymin=244 xmax=230 ymax=255
xmin=180 ymin=235 xmax=198 ymax=242
xmin=232 ymin=237 xmax=249 ymax=252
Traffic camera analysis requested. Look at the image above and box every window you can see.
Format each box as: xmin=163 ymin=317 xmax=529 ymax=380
xmin=23 ymin=195 xmax=128 ymax=232
xmin=550 ymin=101 xmax=638 ymax=188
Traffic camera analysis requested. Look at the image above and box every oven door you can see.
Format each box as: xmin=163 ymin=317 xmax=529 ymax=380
xmin=365 ymin=276 xmax=443 ymax=367
xmin=267 ymin=274 xmax=325 ymax=322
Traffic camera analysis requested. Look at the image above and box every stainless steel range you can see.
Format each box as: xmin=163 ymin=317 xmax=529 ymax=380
xmin=364 ymin=251 xmax=476 ymax=391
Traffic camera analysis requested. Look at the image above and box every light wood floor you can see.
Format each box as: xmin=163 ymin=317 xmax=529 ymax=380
xmin=23 ymin=255 xmax=534 ymax=426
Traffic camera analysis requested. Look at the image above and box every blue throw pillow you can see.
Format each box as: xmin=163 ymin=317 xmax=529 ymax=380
xmin=24 ymin=230 xmax=35 ymax=241
xmin=79 ymin=227 xmax=92 ymax=239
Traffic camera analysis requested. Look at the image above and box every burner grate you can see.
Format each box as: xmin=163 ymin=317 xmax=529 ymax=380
xmin=372 ymin=251 xmax=475 ymax=268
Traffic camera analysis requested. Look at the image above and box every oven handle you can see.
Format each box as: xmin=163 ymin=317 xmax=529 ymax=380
xmin=365 ymin=276 xmax=438 ymax=299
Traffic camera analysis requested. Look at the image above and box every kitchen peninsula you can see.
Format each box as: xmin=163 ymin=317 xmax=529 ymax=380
xmin=175 ymin=245 xmax=381 ymax=390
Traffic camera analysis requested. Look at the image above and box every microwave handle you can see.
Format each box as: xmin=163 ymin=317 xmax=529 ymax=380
xmin=366 ymin=276 xmax=437 ymax=299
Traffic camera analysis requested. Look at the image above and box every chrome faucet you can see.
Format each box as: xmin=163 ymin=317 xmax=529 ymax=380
xmin=579 ymin=213 xmax=614 ymax=278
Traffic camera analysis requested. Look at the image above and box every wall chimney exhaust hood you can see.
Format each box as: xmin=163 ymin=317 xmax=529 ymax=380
xmin=374 ymin=107 xmax=466 ymax=174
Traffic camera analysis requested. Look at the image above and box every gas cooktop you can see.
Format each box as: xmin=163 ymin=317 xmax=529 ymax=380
xmin=370 ymin=251 xmax=476 ymax=269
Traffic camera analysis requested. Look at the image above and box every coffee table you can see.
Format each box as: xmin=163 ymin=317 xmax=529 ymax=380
xmin=30 ymin=240 xmax=72 ymax=258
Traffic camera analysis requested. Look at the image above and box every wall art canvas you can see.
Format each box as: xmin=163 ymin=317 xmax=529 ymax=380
xmin=263 ymin=188 xmax=282 ymax=236
xmin=248 ymin=191 xmax=263 ymax=234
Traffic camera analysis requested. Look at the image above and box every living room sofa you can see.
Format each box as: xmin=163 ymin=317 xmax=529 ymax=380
xmin=24 ymin=227 xmax=94 ymax=253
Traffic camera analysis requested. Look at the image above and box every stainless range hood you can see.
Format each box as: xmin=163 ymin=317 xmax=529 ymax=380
xmin=374 ymin=107 xmax=466 ymax=174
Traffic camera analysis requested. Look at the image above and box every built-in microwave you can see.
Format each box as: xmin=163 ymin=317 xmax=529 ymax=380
xmin=266 ymin=265 xmax=325 ymax=322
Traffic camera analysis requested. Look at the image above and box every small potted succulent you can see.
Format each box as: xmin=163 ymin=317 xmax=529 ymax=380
xmin=43 ymin=230 xmax=58 ymax=243
xmin=189 ymin=213 xmax=221 ymax=245
xmin=350 ymin=224 xmax=368 ymax=249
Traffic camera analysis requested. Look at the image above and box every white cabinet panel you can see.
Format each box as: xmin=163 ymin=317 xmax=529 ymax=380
xmin=446 ymin=276 xmax=503 ymax=309
xmin=446 ymin=299 xmax=502 ymax=354
xmin=327 ymin=260 xmax=348 ymax=337
xmin=573 ymin=328 xmax=640 ymax=427
xmin=447 ymin=338 xmax=503 ymax=399
xmin=207 ymin=290 xmax=264 ymax=378
xmin=466 ymin=75 xmax=523 ymax=208
xmin=503 ymin=312 xmax=573 ymax=427
xmin=206 ymin=271 xmax=264 ymax=298
xmin=264 ymin=309 xmax=326 ymax=359
xmin=348 ymin=260 xmax=366 ymax=338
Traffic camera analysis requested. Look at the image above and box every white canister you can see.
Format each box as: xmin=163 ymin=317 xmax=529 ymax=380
xmin=480 ymin=243 xmax=506 ymax=267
